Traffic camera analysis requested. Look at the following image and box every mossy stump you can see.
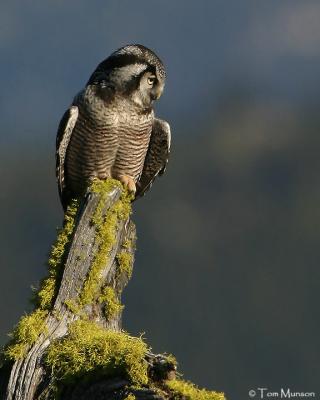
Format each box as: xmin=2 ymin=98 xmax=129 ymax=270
xmin=0 ymin=179 xmax=225 ymax=400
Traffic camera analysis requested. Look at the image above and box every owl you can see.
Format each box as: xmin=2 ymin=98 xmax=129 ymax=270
xmin=56 ymin=44 xmax=171 ymax=210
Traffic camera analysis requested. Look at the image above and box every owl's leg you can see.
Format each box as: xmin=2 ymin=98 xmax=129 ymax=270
xmin=113 ymin=173 xmax=136 ymax=193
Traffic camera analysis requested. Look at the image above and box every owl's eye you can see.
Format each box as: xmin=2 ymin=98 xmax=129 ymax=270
xmin=147 ymin=76 xmax=156 ymax=86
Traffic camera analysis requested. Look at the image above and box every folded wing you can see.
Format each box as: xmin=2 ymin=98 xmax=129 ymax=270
xmin=56 ymin=106 xmax=79 ymax=209
xmin=136 ymin=118 xmax=171 ymax=198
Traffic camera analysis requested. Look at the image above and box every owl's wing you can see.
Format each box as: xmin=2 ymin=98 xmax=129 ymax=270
xmin=136 ymin=118 xmax=171 ymax=198
xmin=56 ymin=106 xmax=79 ymax=209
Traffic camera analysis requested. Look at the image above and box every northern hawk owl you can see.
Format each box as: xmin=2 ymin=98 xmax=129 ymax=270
xmin=56 ymin=44 xmax=171 ymax=210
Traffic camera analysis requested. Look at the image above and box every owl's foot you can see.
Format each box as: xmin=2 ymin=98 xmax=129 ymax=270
xmin=114 ymin=174 xmax=136 ymax=193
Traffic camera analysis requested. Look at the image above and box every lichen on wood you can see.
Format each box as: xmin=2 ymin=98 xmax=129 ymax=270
xmin=98 ymin=286 xmax=124 ymax=320
xmin=3 ymin=310 xmax=48 ymax=361
xmin=116 ymin=250 xmax=134 ymax=279
xmin=35 ymin=200 xmax=79 ymax=311
xmin=79 ymin=179 xmax=133 ymax=307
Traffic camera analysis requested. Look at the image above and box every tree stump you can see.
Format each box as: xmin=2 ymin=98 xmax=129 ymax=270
xmin=0 ymin=180 xmax=225 ymax=400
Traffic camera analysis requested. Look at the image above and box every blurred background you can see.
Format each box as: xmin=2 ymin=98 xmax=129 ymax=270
xmin=1 ymin=0 xmax=320 ymax=398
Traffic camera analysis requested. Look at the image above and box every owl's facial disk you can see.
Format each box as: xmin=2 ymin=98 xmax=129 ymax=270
xmin=134 ymin=70 xmax=164 ymax=107
xmin=110 ymin=65 xmax=164 ymax=109
xmin=88 ymin=45 xmax=166 ymax=109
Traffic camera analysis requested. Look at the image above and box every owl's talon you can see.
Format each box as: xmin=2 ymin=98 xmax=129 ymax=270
xmin=115 ymin=174 xmax=136 ymax=193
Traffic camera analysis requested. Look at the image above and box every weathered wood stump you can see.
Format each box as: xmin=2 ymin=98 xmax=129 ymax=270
xmin=0 ymin=180 xmax=225 ymax=400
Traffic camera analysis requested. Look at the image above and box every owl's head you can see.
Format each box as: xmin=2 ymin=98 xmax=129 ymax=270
xmin=87 ymin=44 xmax=166 ymax=109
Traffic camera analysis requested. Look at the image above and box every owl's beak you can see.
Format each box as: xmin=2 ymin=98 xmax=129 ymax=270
xmin=152 ymin=84 xmax=164 ymax=100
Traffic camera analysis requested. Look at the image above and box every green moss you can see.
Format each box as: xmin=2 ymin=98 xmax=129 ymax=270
xmin=99 ymin=286 xmax=124 ymax=319
xmin=45 ymin=320 xmax=149 ymax=386
xmin=90 ymin=179 xmax=119 ymax=225
xmin=35 ymin=200 xmax=79 ymax=310
xmin=164 ymin=353 xmax=177 ymax=367
xmin=124 ymin=395 xmax=136 ymax=400
xmin=166 ymin=379 xmax=225 ymax=400
xmin=2 ymin=201 xmax=79 ymax=362
xmin=116 ymin=251 xmax=133 ymax=279
xmin=64 ymin=299 xmax=84 ymax=317
xmin=4 ymin=310 xmax=48 ymax=360
xmin=80 ymin=179 xmax=132 ymax=306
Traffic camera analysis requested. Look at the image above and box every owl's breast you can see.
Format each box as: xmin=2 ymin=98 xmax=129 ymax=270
xmin=65 ymin=97 xmax=120 ymax=194
xmin=66 ymin=90 xmax=154 ymax=196
xmin=113 ymin=111 xmax=154 ymax=180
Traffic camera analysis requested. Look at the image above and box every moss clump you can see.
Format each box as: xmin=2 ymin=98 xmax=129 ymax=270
xmin=35 ymin=200 xmax=79 ymax=310
xmin=116 ymin=251 xmax=133 ymax=279
xmin=45 ymin=320 xmax=149 ymax=386
xmin=166 ymin=379 xmax=225 ymax=400
xmin=80 ymin=179 xmax=132 ymax=306
xmin=99 ymin=286 xmax=124 ymax=319
xmin=4 ymin=310 xmax=48 ymax=360
xmin=64 ymin=299 xmax=84 ymax=317
xmin=90 ymin=178 xmax=133 ymax=225
xmin=164 ymin=353 xmax=177 ymax=367
xmin=124 ymin=395 xmax=136 ymax=400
